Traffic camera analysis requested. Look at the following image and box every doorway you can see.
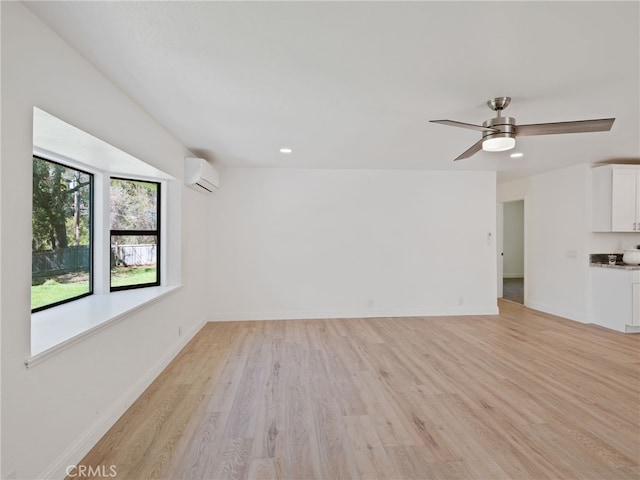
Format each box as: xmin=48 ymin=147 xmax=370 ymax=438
xmin=498 ymin=200 xmax=525 ymax=304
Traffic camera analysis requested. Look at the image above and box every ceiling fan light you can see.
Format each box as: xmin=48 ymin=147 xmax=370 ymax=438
xmin=482 ymin=136 xmax=516 ymax=152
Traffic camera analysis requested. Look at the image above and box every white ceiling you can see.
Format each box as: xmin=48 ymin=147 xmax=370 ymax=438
xmin=26 ymin=1 xmax=640 ymax=182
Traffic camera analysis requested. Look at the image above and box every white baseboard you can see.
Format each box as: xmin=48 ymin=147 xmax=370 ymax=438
xmin=503 ymin=274 xmax=524 ymax=279
xmin=37 ymin=316 xmax=207 ymax=480
xmin=208 ymin=305 xmax=499 ymax=322
xmin=524 ymin=300 xmax=588 ymax=324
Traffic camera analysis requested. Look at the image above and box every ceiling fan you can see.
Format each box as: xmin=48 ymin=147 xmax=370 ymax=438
xmin=430 ymin=97 xmax=615 ymax=161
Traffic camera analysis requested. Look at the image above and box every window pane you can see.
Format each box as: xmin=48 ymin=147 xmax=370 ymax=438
xmin=32 ymin=157 xmax=92 ymax=311
xmin=110 ymin=179 xmax=158 ymax=230
xmin=110 ymin=235 xmax=158 ymax=288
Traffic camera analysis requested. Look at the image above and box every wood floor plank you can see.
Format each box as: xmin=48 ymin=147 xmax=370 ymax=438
xmin=167 ymin=412 xmax=221 ymax=480
xmin=223 ymin=336 xmax=268 ymax=439
xmin=307 ymin=348 xmax=360 ymax=480
xmin=320 ymin=345 xmax=367 ymax=416
xmin=422 ymin=393 xmax=511 ymax=480
xmin=248 ymin=337 xmax=280 ymax=459
xmin=342 ymin=415 xmax=397 ymax=479
xmin=246 ymin=458 xmax=284 ymax=480
xmin=386 ymin=444 xmax=464 ymax=480
xmin=70 ymin=301 xmax=640 ymax=480
xmin=280 ymin=343 xmax=321 ymax=479
xmin=437 ymin=392 xmax=546 ymax=480
xmin=207 ymin=437 xmax=253 ymax=480
xmin=386 ymin=388 xmax=460 ymax=463
xmin=350 ymin=369 xmax=424 ymax=447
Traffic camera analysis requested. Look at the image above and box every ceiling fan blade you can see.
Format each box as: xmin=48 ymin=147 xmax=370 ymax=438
xmin=430 ymin=119 xmax=498 ymax=133
xmin=516 ymin=118 xmax=615 ymax=136
xmin=454 ymin=138 xmax=484 ymax=161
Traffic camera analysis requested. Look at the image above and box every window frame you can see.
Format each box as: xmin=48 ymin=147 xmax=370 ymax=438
xmin=31 ymin=155 xmax=94 ymax=313
xmin=109 ymin=176 xmax=162 ymax=292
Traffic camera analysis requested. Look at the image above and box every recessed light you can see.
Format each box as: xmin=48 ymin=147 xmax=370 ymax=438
xmin=279 ymin=147 xmax=293 ymax=154
xmin=510 ymin=152 xmax=524 ymax=158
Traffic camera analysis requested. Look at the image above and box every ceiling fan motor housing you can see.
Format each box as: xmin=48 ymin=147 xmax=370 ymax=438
xmin=482 ymin=116 xmax=516 ymax=141
xmin=482 ymin=116 xmax=516 ymax=151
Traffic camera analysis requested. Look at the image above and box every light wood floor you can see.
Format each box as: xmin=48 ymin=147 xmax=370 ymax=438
xmin=73 ymin=301 xmax=640 ymax=479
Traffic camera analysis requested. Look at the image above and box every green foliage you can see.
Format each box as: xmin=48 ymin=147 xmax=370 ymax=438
xmin=110 ymin=179 xmax=158 ymax=232
xmin=32 ymin=157 xmax=91 ymax=252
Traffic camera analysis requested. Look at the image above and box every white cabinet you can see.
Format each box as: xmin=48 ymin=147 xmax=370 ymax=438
xmin=592 ymin=164 xmax=640 ymax=232
xmin=633 ymin=282 xmax=640 ymax=327
xmin=591 ymin=267 xmax=640 ymax=332
xmin=611 ymin=167 xmax=640 ymax=231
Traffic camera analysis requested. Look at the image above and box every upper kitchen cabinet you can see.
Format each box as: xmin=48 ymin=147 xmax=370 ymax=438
xmin=592 ymin=164 xmax=640 ymax=232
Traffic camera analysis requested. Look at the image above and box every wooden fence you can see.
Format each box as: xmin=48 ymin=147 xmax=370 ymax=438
xmin=111 ymin=244 xmax=156 ymax=267
xmin=32 ymin=246 xmax=90 ymax=279
xmin=33 ymin=244 xmax=156 ymax=279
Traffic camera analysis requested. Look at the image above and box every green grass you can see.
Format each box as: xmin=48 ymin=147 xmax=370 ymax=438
xmin=31 ymin=281 xmax=90 ymax=310
xmin=110 ymin=266 xmax=157 ymax=288
xmin=32 ymin=266 xmax=157 ymax=309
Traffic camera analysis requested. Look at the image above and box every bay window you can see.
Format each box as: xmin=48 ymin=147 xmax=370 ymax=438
xmin=30 ymin=107 xmax=180 ymax=361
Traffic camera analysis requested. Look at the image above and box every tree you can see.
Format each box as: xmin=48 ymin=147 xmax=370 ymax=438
xmin=110 ymin=179 xmax=158 ymax=244
xmin=32 ymin=157 xmax=91 ymax=253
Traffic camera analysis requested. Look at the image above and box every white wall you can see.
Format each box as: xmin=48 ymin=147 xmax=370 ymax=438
xmin=497 ymin=163 xmax=637 ymax=323
xmin=209 ymin=167 xmax=498 ymax=320
xmin=503 ymin=200 xmax=524 ymax=278
xmin=1 ymin=4 xmax=211 ymax=479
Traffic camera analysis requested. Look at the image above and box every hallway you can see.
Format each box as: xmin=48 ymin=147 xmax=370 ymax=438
xmin=503 ymin=277 xmax=524 ymax=304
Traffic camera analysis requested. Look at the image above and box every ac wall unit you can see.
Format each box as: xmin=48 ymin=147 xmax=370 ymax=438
xmin=184 ymin=157 xmax=220 ymax=194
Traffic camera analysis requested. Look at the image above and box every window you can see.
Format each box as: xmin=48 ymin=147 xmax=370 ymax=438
xmin=31 ymin=156 xmax=93 ymax=312
xmin=31 ymin=163 xmax=164 ymax=310
xmin=30 ymin=107 xmax=181 ymax=361
xmin=110 ymin=178 xmax=160 ymax=290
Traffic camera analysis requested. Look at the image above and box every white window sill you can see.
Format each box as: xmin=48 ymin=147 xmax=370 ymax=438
xmin=27 ymin=285 xmax=181 ymax=367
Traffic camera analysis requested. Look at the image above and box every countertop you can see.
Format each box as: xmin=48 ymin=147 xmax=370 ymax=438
xmin=589 ymin=253 xmax=640 ymax=270
xmin=590 ymin=262 xmax=640 ymax=270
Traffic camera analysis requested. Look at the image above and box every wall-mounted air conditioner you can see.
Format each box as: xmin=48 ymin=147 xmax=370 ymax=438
xmin=184 ymin=157 xmax=220 ymax=194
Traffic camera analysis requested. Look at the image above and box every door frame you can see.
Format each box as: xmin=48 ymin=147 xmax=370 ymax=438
xmin=497 ymin=197 xmax=527 ymax=305
xmin=497 ymin=202 xmax=504 ymax=298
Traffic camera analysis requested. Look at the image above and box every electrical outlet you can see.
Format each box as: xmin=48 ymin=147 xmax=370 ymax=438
xmin=458 ymin=297 xmax=465 ymax=306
